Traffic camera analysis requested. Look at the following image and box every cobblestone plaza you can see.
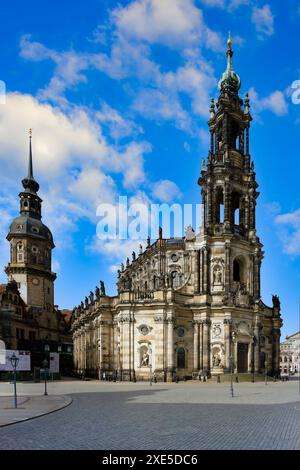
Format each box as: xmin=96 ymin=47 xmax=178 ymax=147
xmin=0 ymin=379 xmax=299 ymax=450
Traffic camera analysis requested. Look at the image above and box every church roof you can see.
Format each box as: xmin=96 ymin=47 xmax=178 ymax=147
xmin=286 ymin=331 xmax=300 ymax=340
xmin=8 ymin=215 xmax=54 ymax=247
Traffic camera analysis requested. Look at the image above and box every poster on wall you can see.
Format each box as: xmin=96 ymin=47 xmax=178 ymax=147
xmin=0 ymin=350 xmax=31 ymax=371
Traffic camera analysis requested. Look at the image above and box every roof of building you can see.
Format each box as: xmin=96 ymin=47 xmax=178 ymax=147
xmin=8 ymin=215 xmax=54 ymax=246
xmin=286 ymin=331 xmax=300 ymax=340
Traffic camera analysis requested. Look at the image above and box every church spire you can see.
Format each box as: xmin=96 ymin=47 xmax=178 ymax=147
xmin=19 ymin=130 xmax=42 ymax=219
xmin=22 ymin=129 xmax=40 ymax=194
xmin=218 ymin=32 xmax=241 ymax=95
xmin=28 ymin=128 xmax=33 ymax=179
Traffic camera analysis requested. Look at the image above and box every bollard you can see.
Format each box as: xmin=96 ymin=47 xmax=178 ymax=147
xmin=217 ymin=374 xmax=220 ymax=383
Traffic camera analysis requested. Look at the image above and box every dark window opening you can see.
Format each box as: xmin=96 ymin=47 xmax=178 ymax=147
xmin=233 ymin=259 xmax=241 ymax=282
xmin=177 ymin=347 xmax=185 ymax=369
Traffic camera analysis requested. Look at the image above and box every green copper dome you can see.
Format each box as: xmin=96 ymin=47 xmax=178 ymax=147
xmin=218 ymin=34 xmax=241 ymax=94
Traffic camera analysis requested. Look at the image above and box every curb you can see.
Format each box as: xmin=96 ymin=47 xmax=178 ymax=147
xmin=0 ymin=395 xmax=73 ymax=428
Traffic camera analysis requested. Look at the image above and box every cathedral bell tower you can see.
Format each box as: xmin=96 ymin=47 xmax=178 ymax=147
xmin=5 ymin=130 xmax=56 ymax=320
xmin=198 ymin=33 xmax=263 ymax=302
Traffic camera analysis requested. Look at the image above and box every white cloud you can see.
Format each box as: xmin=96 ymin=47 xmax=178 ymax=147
xmin=0 ymin=92 xmax=152 ymax=254
xmin=275 ymin=209 xmax=300 ymax=255
xmin=249 ymin=87 xmax=288 ymax=116
xmin=68 ymin=169 xmax=117 ymax=208
xmin=152 ymin=180 xmax=182 ymax=203
xmin=199 ymin=0 xmax=225 ymax=6
xmin=183 ymin=142 xmax=191 ymax=152
xmin=199 ymin=0 xmax=249 ymax=10
xmin=112 ymin=0 xmax=222 ymax=51
xmin=20 ymin=34 xmax=91 ymax=105
xmin=133 ymin=88 xmax=192 ymax=131
xmin=251 ymin=4 xmax=274 ymax=39
xmin=96 ymin=102 xmax=143 ymax=140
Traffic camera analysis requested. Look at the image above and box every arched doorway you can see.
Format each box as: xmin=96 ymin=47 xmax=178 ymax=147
xmin=177 ymin=347 xmax=185 ymax=369
xmin=237 ymin=343 xmax=248 ymax=373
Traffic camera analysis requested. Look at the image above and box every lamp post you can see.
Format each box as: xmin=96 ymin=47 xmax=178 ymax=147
xmin=265 ymin=353 xmax=268 ymax=386
xmin=149 ymin=347 xmax=152 ymax=386
xmin=10 ymin=353 xmax=19 ymax=409
xmin=43 ymin=344 xmax=50 ymax=396
xmin=43 ymin=359 xmax=49 ymax=395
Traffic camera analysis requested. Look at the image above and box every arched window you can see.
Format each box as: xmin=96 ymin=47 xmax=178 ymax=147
xmin=177 ymin=347 xmax=185 ymax=369
xmin=215 ymin=188 xmax=224 ymax=224
xmin=171 ymin=271 xmax=181 ymax=289
xmin=233 ymin=259 xmax=241 ymax=282
xmin=232 ymin=192 xmax=241 ymax=226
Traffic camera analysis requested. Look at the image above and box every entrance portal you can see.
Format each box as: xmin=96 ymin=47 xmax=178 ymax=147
xmin=237 ymin=343 xmax=248 ymax=373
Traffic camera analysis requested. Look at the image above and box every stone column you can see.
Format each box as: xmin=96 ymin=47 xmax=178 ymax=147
xmin=166 ymin=315 xmax=174 ymax=381
xmin=254 ymin=323 xmax=260 ymax=373
xmin=233 ymin=341 xmax=238 ymax=374
xmin=130 ymin=314 xmax=135 ymax=377
xmin=98 ymin=318 xmax=103 ymax=376
xmin=193 ymin=320 xmax=199 ymax=375
xmin=154 ymin=313 xmax=166 ymax=381
xmin=223 ymin=318 xmax=231 ymax=371
xmin=224 ymin=242 xmax=230 ymax=293
xmin=199 ymin=321 xmax=203 ymax=373
xmin=194 ymin=251 xmax=200 ymax=293
xmin=206 ymin=183 xmax=213 ymax=227
xmin=248 ymin=341 xmax=253 ymax=372
xmin=202 ymin=319 xmax=211 ymax=376
xmin=121 ymin=313 xmax=132 ymax=381
xmin=203 ymin=247 xmax=209 ymax=293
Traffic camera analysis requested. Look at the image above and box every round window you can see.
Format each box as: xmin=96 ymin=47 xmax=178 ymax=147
xmin=177 ymin=327 xmax=185 ymax=337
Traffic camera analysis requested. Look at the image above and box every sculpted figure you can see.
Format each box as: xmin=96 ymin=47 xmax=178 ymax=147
xmin=100 ymin=280 xmax=106 ymax=296
xmin=95 ymin=286 xmax=100 ymax=300
xmin=272 ymin=295 xmax=280 ymax=309
xmin=141 ymin=350 xmax=149 ymax=367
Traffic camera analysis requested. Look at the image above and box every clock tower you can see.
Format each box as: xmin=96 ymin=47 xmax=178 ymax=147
xmin=5 ymin=131 xmax=57 ymax=335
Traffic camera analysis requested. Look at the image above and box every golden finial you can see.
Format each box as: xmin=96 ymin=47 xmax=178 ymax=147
xmin=29 ymin=128 xmax=32 ymax=138
xmin=227 ymin=31 xmax=232 ymax=48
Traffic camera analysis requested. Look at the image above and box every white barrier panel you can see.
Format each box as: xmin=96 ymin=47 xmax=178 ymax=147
xmin=0 ymin=340 xmax=6 ymax=365
xmin=49 ymin=352 xmax=60 ymax=373
xmin=0 ymin=350 xmax=31 ymax=371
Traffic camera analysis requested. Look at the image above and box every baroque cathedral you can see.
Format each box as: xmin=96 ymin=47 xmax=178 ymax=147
xmin=71 ymin=37 xmax=282 ymax=381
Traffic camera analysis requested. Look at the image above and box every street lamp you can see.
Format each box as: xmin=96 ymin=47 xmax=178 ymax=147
xmin=149 ymin=347 xmax=152 ymax=386
xmin=265 ymin=353 xmax=268 ymax=386
xmin=42 ymin=359 xmax=49 ymax=395
xmin=10 ymin=353 xmax=19 ymax=409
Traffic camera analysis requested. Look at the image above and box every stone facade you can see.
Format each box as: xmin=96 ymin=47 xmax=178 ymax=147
xmin=71 ymin=38 xmax=282 ymax=381
xmin=280 ymin=332 xmax=300 ymax=375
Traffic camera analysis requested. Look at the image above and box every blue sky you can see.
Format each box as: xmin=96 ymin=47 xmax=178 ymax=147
xmin=0 ymin=0 xmax=299 ymax=338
